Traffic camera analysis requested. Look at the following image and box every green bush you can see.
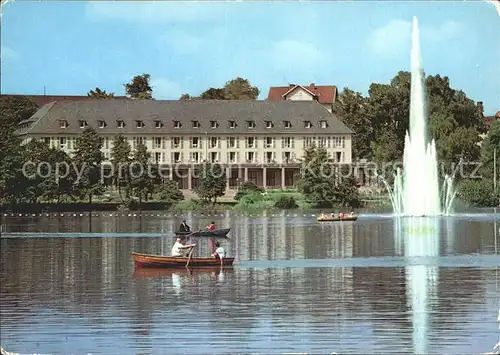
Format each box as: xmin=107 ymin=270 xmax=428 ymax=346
xmin=234 ymin=181 xmax=264 ymax=200
xmin=233 ymin=192 xmax=274 ymax=211
xmin=458 ymin=178 xmax=499 ymax=207
xmin=273 ymin=195 xmax=298 ymax=209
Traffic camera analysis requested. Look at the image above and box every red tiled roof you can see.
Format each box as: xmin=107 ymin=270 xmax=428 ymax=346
xmin=1 ymin=94 xmax=127 ymax=107
xmin=267 ymin=84 xmax=337 ymax=104
xmin=484 ymin=111 xmax=499 ymax=130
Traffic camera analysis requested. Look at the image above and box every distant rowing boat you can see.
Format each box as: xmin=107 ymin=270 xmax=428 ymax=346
xmin=131 ymin=252 xmax=235 ymax=269
xmin=317 ymin=215 xmax=358 ymax=222
xmin=174 ymin=228 xmax=231 ymax=238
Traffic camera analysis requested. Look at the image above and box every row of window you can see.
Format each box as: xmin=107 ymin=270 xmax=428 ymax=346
xmin=42 ymin=136 xmax=346 ymax=150
xmin=62 ymin=118 xmax=331 ymax=130
xmin=100 ymin=151 xmax=345 ymax=164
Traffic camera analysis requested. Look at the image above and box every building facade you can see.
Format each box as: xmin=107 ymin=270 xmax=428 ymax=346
xmin=267 ymin=83 xmax=338 ymax=113
xmin=16 ymin=99 xmax=353 ymax=191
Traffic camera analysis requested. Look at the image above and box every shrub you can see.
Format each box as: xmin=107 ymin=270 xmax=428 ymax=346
xmin=233 ymin=192 xmax=274 ymax=211
xmin=458 ymin=178 xmax=499 ymax=207
xmin=273 ymin=195 xmax=298 ymax=209
xmin=234 ymin=181 xmax=264 ymax=200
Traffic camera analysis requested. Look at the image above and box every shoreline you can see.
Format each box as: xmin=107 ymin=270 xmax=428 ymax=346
xmin=0 ymin=198 xmax=389 ymax=214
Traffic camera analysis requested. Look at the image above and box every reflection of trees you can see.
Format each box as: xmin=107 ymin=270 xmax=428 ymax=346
xmin=352 ymin=222 xmax=396 ymax=257
xmin=432 ymin=268 xmax=487 ymax=329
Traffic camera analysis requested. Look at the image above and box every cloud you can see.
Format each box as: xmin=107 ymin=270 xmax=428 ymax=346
xmin=151 ymin=77 xmax=183 ymax=99
xmin=85 ymin=2 xmax=224 ymax=23
xmin=368 ymin=19 xmax=462 ymax=57
xmin=367 ymin=19 xmax=412 ymax=57
xmin=1 ymin=46 xmax=18 ymax=62
xmin=157 ymin=30 xmax=203 ymax=55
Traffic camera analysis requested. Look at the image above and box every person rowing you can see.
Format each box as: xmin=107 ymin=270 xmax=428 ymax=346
xmin=179 ymin=220 xmax=191 ymax=233
xmin=207 ymin=221 xmax=216 ymax=231
xmin=171 ymin=237 xmax=196 ymax=257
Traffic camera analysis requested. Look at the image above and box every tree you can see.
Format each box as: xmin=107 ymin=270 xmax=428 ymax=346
xmin=297 ymin=145 xmax=337 ymax=207
xmin=367 ymin=71 xmax=411 ymax=164
xmin=130 ymin=142 xmax=154 ymax=205
xmin=124 ymin=73 xmax=153 ymax=99
xmin=181 ymin=77 xmax=260 ymax=101
xmin=19 ymin=139 xmax=75 ymax=203
xmin=195 ymin=163 xmax=226 ymax=205
xmin=110 ymin=134 xmax=132 ymax=202
xmin=40 ymin=147 xmax=75 ymax=203
xmin=180 ymin=93 xmax=197 ymax=101
xmin=156 ymin=180 xmax=184 ymax=203
xmin=87 ymin=87 xmax=115 ymax=99
xmin=334 ymin=165 xmax=361 ymax=208
xmin=200 ymin=88 xmax=226 ymax=100
xmin=0 ymin=95 xmax=38 ymax=205
xmin=480 ymin=119 xmax=500 ymax=180
xmin=223 ymin=77 xmax=260 ymax=100
xmin=72 ymin=127 xmax=104 ymax=203
xmin=21 ymin=139 xmax=53 ymax=203
xmin=337 ymin=88 xmax=373 ymax=159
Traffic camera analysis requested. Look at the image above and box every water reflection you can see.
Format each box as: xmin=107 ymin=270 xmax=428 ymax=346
xmin=395 ymin=217 xmax=442 ymax=355
xmin=1 ymin=213 xmax=499 ymax=354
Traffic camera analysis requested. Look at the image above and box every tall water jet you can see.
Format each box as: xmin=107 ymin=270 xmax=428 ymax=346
xmin=384 ymin=16 xmax=456 ymax=216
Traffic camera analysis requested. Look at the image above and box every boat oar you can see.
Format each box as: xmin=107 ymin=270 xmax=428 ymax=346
xmin=186 ymin=246 xmax=195 ymax=268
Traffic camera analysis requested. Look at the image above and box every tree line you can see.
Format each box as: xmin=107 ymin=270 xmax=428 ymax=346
xmin=86 ymin=73 xmax=260 ymax=101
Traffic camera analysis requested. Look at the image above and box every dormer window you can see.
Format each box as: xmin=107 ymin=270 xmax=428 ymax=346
xmin=304 ymin=121 xmax=312 ymax=128
xmin=173 ymin=120 xmax=181 ymax=129
xmin=284 ymin=121 xmax=291 ymax=129
xmin=155 ymin=120 xmax=163 ymax=128
xmin=59 ymin=120 xmax=68 ymax=129
xmin=98 ymin=120 xmax=107 ymax=129
xmin=136 ymin=120 xmax=144 ymax=128
xmin=247 ymin=120 xmax=255 ymax=129
xmin=229 ymin=121 xmax=236 ymax=129
xmin=117 ymin=120 xmax=125 ymax=128
xmin=265 ymin=121 xmax=273 ymax=129
xmin=320 ymin=120 xmax=327 ymax=128
xmin=192 ymin=120 xmax=200 ymax=128
xmin=78 ymin=120 xmax=88 ymax=129
xmin=210 ymin=120 xmax=218 ymax=129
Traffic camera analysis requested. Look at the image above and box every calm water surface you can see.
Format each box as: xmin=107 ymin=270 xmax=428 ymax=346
xmin=1 ymin=211 xmax=499 ymax=354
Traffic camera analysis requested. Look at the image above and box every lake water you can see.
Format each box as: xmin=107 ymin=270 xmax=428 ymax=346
xmin=1 ymin=210 xmax=499 ymax=355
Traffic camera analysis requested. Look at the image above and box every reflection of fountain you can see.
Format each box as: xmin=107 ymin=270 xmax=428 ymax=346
xmin=382 ymin=16 xmax=456 ymax=216
xmin=397 ymin=216 xmax=441 ymax=354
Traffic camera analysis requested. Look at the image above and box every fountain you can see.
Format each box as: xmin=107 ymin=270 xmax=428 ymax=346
xmin=382 ymin=16 xmax=456 ymax=216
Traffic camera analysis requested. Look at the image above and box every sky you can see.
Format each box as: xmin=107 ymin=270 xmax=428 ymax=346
xmin=1 ymin=0 xmax=499 ymax=115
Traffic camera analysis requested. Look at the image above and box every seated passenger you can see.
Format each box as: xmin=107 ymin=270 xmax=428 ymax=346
xmin=212 ymin=241 xmax=226 ymax=259
xmin=179 ymin=219 xmax=191 ymax=233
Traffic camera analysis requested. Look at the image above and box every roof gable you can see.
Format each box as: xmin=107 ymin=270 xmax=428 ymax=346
xmin=267 ymin=84 xmax=338 ymax=104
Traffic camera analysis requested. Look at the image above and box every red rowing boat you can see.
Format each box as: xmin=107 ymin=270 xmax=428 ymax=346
xmin=131 ymin=252 xmax=235 ymax=269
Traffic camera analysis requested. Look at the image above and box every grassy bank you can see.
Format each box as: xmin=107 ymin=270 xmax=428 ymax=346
xmin=0 ymin=189 xmax=393 ymax=213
